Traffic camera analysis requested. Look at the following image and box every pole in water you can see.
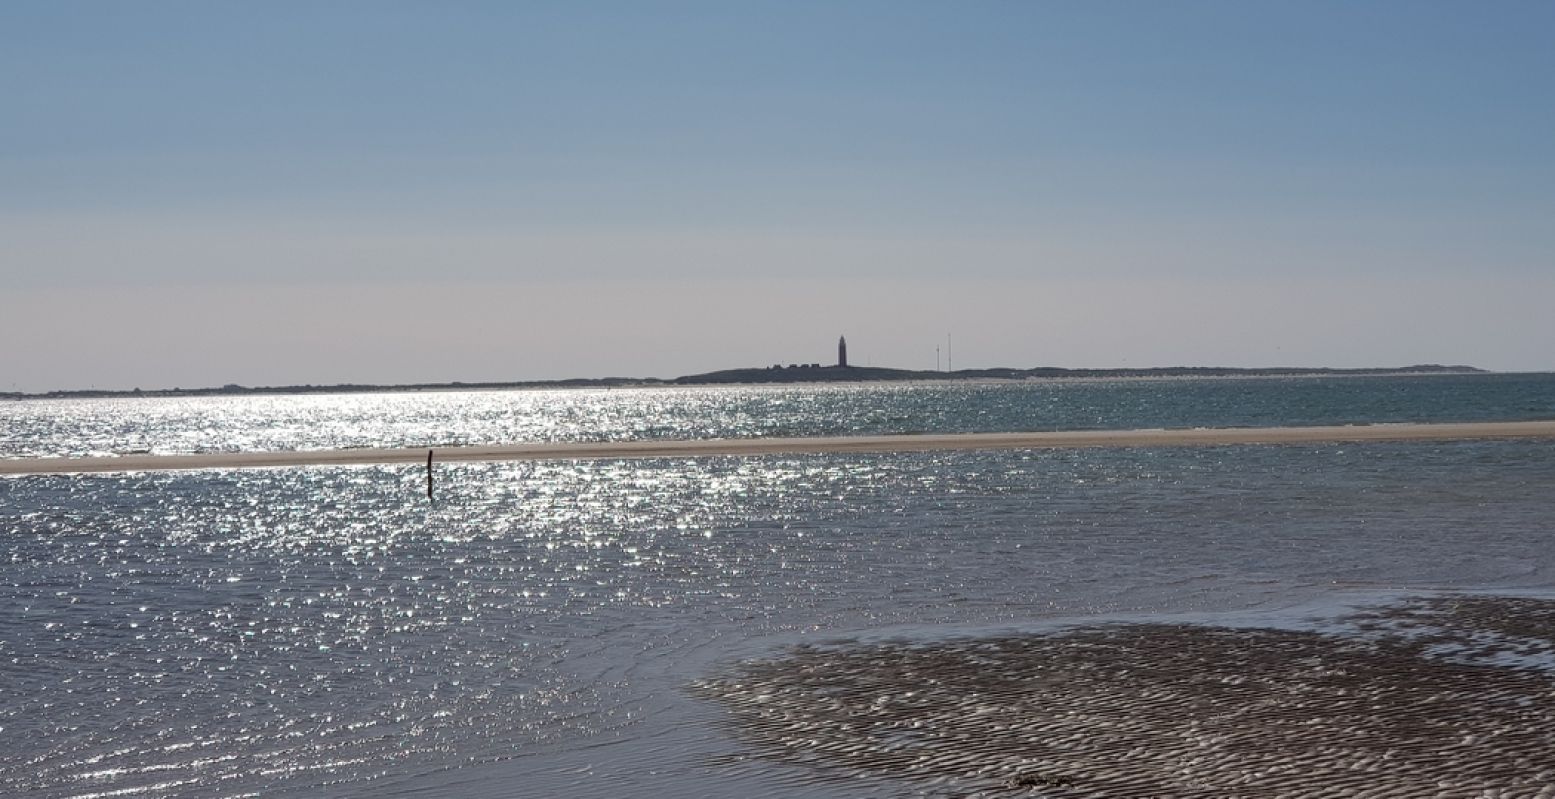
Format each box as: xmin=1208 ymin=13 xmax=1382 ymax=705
xmin=426 ymin=449 xmax=434 ymax=501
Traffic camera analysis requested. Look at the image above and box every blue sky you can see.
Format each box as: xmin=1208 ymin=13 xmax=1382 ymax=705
xmin=4 ymin=1 xmax=1553 ymax=390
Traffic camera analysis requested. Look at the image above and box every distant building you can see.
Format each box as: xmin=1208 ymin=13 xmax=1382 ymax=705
xmin=838 ymin=336 xmax=848 ymax=368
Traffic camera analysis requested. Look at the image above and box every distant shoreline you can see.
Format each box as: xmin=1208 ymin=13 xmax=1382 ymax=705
xmin=5 ymin=420 xmax=1553 ymax=475
xmin=0 ymin=364 xmax=1489 ymax=401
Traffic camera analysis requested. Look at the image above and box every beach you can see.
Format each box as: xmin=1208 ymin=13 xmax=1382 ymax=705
xmin=11 ymin=1 xmax=1555 ymax=793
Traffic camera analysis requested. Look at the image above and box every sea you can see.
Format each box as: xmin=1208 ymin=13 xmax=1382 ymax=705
xmin=2 ymin=373 xmax=1554 ymax=798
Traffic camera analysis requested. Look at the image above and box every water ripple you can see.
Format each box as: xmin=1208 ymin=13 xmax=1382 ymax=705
xmin=1 ymin=441 xmax=1553 ymax=796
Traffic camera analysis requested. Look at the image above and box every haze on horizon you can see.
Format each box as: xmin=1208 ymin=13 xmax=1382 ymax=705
xmin=4 ymin=2 xmax=1553 ymax=393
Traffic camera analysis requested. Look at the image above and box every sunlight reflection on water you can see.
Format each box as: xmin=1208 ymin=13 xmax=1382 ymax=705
xmin=3 ymin=440 xmax=1553 ymax=796
xmin=5 ymin=373 xmax=1553 ymax=458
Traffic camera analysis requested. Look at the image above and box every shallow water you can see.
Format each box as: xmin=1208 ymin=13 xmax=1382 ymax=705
xmin=3 ymin=438 xmax=1553 ymax=797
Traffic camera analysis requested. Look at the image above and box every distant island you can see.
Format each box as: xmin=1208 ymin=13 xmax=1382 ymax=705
xmin=2 ymin=363 xmax=1487 ymax=401
xmin=672 ymin=362 xmax=1484 ymax=385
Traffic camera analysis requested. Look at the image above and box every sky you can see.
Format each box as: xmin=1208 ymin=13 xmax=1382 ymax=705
xmin=3 ymin=1 xmax=1553 ymax=391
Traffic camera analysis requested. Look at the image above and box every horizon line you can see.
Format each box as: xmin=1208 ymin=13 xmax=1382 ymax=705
xmin=2 ymin=363 xmax=1497 ymax=400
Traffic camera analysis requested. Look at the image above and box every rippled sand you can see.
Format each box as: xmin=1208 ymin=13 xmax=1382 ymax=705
xmin=696 ymin=596 xmax=1555 ymax=797
xmin=6 ymin=420 xmax=1555 ymax=474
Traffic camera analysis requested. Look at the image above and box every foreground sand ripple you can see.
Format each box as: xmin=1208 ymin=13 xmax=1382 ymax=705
xmin=695 ymin=597 xmax=1555 ymax=797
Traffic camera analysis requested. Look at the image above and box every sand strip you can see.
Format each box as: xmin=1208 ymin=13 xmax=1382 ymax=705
xmin=4 ymin=420 xmax=1554 ymax=475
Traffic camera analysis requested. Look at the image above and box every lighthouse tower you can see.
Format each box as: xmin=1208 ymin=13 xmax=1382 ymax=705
xmin=838 ymin=336 xmax=848 ymax=368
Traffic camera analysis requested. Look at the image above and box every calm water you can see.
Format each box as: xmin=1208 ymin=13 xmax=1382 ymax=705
xmin=2 ymin=377 xmax=1554 ymax=797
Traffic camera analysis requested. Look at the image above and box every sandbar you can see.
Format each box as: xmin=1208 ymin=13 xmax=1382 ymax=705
xmin=4 ymin=420 xmax=1554 ymax=475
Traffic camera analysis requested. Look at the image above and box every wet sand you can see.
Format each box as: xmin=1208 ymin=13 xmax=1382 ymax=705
xmin=696 ymin=596 xmax=1555 ymax=797
xmin=4 ymin=420 xmax=1555 ymax=475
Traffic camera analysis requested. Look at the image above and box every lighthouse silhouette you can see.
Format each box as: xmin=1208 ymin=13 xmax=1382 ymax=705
xmin=837 ymin=336 xmax=848 ymax=368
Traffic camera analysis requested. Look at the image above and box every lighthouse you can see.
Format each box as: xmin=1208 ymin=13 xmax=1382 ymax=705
xmin=838 ymin=336 xmax=848 ymax=368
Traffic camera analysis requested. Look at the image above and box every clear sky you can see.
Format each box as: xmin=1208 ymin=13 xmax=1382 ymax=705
xmin=4 ymin=1 xmax=1553 ymax=391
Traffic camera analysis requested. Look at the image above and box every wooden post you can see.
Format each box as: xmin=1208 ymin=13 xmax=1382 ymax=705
xmin=426 ymin=449 xmax=434 ymax=501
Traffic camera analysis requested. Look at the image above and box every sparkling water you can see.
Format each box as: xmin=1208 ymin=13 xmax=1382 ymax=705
xmin=2 ymin=376 xmax=1553 ymax=797
xmin=6 ymin=373 xmax=1555 ymax=459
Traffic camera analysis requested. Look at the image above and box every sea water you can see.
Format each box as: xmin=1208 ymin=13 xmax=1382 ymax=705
xmin=2 ymin=375 xmax=1554 ymax=798
xmin=6 ymin=373 xmax=1555 ymax=459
